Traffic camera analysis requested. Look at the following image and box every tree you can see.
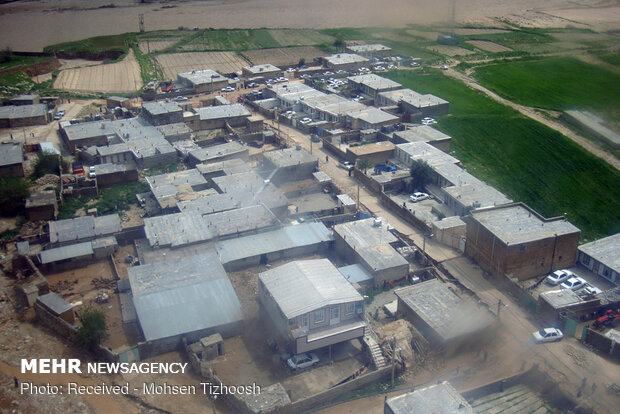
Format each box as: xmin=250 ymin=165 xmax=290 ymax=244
xmin=298 ymin=58 xmax=305 ymax=68
xmin=0 ymin=47 xmax=12 ymax=63
xmin=333 ymin=38 xmax=345 ymax=50
xmin=32 ymin=153 xmax=61 ymax=178
xmin=74 ymin=306 xmax=109 ymax=350
xmin=409 ymin=159 xmax=433 ymax=191
xmin=356 ymin=159 xmax=371 ymax=174
xmin=0 ymin=177 xmax=30 ymax=215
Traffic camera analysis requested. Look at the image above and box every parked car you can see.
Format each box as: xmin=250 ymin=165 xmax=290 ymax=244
xmin=560 ymin=276 xmax=587 ymax=291
xmin=410 ymin=192 xmax=430 ymax=202
xmin=248 ymin=140 xmax=264 ymax=148
xmin=299 ymin=117 xmax=312 ymax=124
xmin=532 ymin=328 xmax=563 ymax=344
xmin=338 ymin=160 xmax=354 ymax=171
xmin=174 ymin=96 xmax=188 ymax=101
xmin=284 ymin=110 xmax=296 ymax=116
xmin=88 ymin=165 xmax=96 ymax=179
xmin=221 ymin=86 xmax=235 ymax=92
xmin=440 ymin=65 xmax=449 ymax=70
xmin=421 ymin=117 xmax=437 ymax=125
xmin=578 ymin=285 xmax=602 ymax=297
xmin=286 ymin=353 xmax=319 ymax=371
xmin=545 ymin=269 xmax=574 ymax=286
xmin=246 ymin=82 xmax=259 ymax=88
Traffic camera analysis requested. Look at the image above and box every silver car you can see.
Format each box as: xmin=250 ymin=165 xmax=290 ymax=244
xmin=560 ymin=276 xmax=587 ymax=291
xmin=545 ymin=269 xmax=573 ymax=286
xmin=286 ymin=353 xmax=319 ymax=371
xmin=532 ymin=328 xmax=563 ymax=344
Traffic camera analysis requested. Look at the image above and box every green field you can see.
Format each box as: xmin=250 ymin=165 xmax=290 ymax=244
xmin=180 ymin=29 xmax=280 ymax=51
xmin=385 ymin=69 xmax=620 ymax=241
xmin=44 ymin=33 xmax=132 ymax=58
xmin=473 ymin=57 xmax=620 ymax=122
xmin=0 ymin=54 xmax=53 ymax=71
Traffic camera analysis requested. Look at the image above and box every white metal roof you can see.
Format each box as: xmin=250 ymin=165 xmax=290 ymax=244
xmin=259 ymin=259 xmax=363 ymax=319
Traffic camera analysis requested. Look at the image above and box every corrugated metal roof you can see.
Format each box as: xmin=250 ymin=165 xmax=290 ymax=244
xmin=128 ymin=251 xmax=242 ymax=341
xmin=216 ymin=222 xmax=332 ymax=264
xmin=40 ymin=242 xmax=93 ymax=264
xmin=259 ymin=259 xmax=363 ymax=319
xmin=49 ymin=214 xmax=121 ymax=244
xmin=0 ymin=142 xmax=23 ymax=167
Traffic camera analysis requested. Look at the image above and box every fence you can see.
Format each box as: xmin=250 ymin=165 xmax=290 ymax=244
xmin=583 ymin=328 xmax=620 ymax=361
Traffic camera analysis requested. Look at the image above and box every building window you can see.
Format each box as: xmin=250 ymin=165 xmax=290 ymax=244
xmin=355 ymin=302 xmax=363 ymax=314
xmin=300 ymin=314 xmax=308 ymax=327
xmin=330 ymin=307 xmax=339 ymax=320
xmin=519 ymin=244 xmax=526 ymax=252
xmin=314 ymin=309 xmax=325 ymax=323
xmin=345 ymin=303 xmax=355 ymax=315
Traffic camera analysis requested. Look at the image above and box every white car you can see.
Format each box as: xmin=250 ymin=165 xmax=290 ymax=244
xmin=579 ymin=285 xmax=602 ymax=296
xmin=284 ymin=110 xmax=295 ymax=116
xmin=421 ymin=117 xmax=437 ymax=125
xmin=338 ymin=160 xmax=354 ymax=171
xmin=560 ymin=276 xmax=587 ymax=291
xmin=246 ymin=82 xmax=259 ymax=88
xmin=221 ymin=86 xmax=235 ymax=92
xmin=545 ymin=269 xmax=574 ymax=286
xmin=88 ymin=166 xmax=96 ymax=179
xmin=299 ymin=117 xmax=312 ymax=124
xmin=174 ymin=96 xmax=188 ymax=101
xmin=440 ymin=65 xmax=449 ymax=70
xmin=286 ymin=353 xmax=319 ymax=371
xmin=532 ymin=328 xmax=563 ymax=344
xmin=410 ymin=192 xmax=429 ymax=202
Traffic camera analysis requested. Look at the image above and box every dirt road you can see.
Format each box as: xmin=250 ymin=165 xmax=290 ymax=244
xmin=442 ymin=67 xmax=620 ymax=171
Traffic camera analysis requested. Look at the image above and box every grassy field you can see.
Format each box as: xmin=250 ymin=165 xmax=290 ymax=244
xmin=473 ymin=57 xmax=620 ymax=122
xmin=0 ymin=54 xmax=53 ymax=71
xmin=44 ymin=33 xmax=133 ymax=58
xmin=385 ymin=69 xmax=620 ymax=241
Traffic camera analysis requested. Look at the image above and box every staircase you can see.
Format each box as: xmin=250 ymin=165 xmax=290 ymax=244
xmin=363 ymin=330 xmax=387 ymax=369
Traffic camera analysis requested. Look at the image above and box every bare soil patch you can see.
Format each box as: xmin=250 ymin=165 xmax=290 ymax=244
xmin=156 ymin=51 xmax=249 ymax=78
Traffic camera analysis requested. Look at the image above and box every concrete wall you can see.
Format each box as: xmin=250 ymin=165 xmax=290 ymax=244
xmin=584 ymin=328 xmax=620 ymax=361
xmin=274 ymin=365 xmax=395 ymax=414
xmin=96 ymin=169 xmax=139 ymax=188
xmin=0 ymin=163 xmax=25 ymax=178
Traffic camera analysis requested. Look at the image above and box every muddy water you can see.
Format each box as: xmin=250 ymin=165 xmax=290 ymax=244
xmin=0 ymin=361 xmax=123 ymax=414
xmin=0 ymin=0 xmax=594 ymax=52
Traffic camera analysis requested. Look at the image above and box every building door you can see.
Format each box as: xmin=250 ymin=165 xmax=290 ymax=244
xmin=330 ymin=306 xmax=340 ymax=325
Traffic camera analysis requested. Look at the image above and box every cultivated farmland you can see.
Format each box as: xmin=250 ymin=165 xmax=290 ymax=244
xmin=138 ymin=39 xmax=180 ymax=54
xmin=242 ymin=46 xmax=325 ymax=67
xmin=156 ymin=52 xmax=249 ymax=79
xmin=53 ymin=50 xmax=142 ymax=93
xmin=267 ymin=29 xmax=334 ymax=46
xmin=385 ymin=69 xmax=620 ymax=240
xmin=466 ymin=40 xmax=512 ymax=53
xmin=426 ymin=45 xmax=475 ymax=57
xmin=473 ymin=57 xmax=620 ymax=123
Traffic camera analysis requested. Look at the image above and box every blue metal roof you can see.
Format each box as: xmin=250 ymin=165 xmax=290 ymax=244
xmin=338 ymin=264 xmax=374 ymax=284
xmin=128 ymin=250 xmax=242 ymax=341
xmin=215 ymin=222 xmax=333 ymax=264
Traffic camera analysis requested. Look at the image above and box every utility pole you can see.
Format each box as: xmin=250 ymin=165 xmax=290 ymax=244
xmin=139 ymin=14 xmax=145 ymax=33
xmin=356 ymin=181 xmax=360 ymax=211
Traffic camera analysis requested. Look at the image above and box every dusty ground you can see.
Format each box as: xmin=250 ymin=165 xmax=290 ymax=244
xmin=156 ymin=51 xmax=249 ymax=79
xmin=1 ymin=1 xmax=620 ymax=52
xmin=466 ymin=40 xmax=513 ymax=53
xmin=54 ymin=49 xmax=142 ymax=93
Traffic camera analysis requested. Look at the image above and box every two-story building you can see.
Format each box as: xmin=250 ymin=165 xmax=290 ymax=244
xmin=259 ymin=259 xmax=366 ymax=355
